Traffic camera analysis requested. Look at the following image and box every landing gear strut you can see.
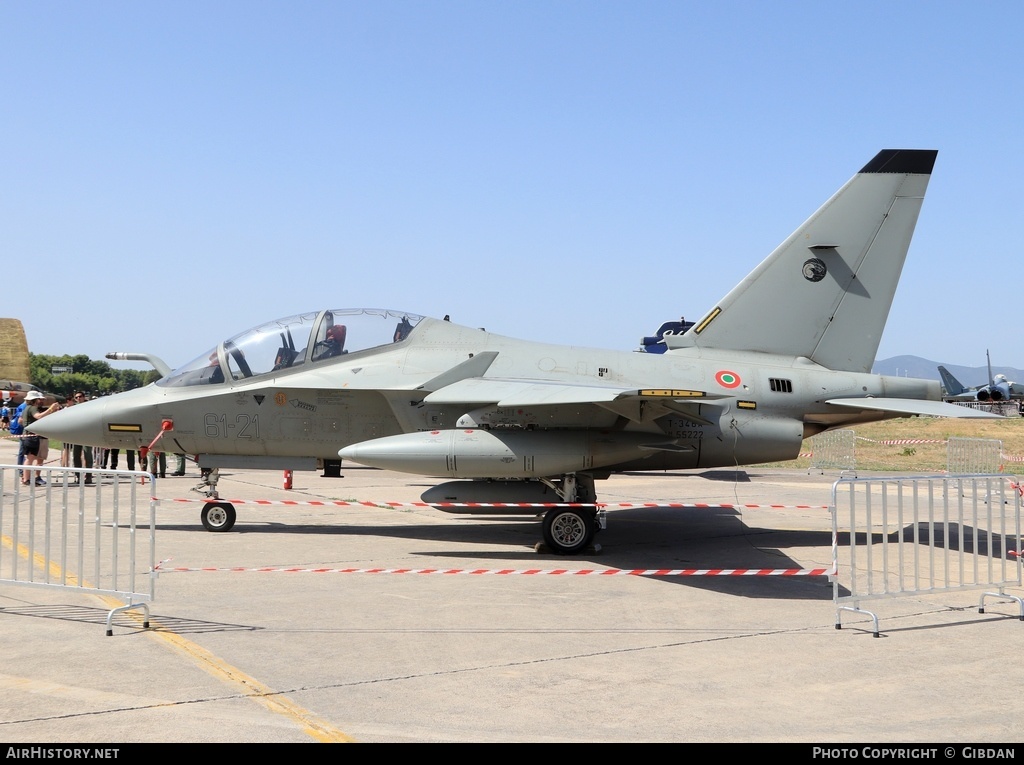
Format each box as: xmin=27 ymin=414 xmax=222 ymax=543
xmin=192 ymin=467 xmax=221 ymax=499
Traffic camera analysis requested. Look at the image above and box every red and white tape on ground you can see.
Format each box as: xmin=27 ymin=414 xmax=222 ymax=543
xmin=858 ymin=436 xmax=1024 ymax=464
xmin=859 ymin=438 xmax=947 ymax=445
xmin=156 ymin=497 xmax=830 ymax=510
xmin=154 ymin=564 xmax=833 ymax=577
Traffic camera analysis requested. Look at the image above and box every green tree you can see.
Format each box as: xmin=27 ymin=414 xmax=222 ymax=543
xmin=29 ymin=354 xmax=149 ymax=399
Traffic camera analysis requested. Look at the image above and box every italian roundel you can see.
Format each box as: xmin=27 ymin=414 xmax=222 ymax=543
xmin=715 ymin=370 xmax=741 ymax=389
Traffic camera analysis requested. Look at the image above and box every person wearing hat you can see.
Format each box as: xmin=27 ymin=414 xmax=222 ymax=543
xmin=20 ymin=391 xmax=60 ymax=486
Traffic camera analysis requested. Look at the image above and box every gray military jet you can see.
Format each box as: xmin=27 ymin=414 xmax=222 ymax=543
xmin=29 ymin=149 xmax=1000 ymax=553
xmin=939 ymin=350 xmax=1024 ymax=403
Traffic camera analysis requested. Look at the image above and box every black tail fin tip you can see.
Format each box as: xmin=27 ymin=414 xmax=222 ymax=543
xmin=859 ymin=149 xmax=937 ymax=175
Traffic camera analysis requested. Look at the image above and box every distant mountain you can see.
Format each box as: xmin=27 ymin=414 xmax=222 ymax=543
xmin=873 ymin=356 xmax=1024 ymax=387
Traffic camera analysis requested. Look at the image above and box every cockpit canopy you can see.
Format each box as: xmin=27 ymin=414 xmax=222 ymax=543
xmin=159 ymin=308 xmax=423 ymax=388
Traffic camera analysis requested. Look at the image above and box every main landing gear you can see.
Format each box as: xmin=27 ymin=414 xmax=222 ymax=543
xmin=538 ymin=473 xmax=603 ymax=556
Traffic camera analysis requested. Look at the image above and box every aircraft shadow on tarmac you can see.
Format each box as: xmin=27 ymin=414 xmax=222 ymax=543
xmin=149 ymin=507 xmax=1022 ymax=606
xmin=619 ymin=469 xmax=754 ymax=482
xmin=155 ymin=504 xmax=840 ymax=601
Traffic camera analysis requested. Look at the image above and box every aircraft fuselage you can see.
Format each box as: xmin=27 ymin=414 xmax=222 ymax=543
xmin=41 ymin=316 xmax=939 ymax=477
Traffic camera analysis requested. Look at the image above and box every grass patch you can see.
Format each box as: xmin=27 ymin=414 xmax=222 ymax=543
xmin=755 ymin=415 xmax=1024 ymax=473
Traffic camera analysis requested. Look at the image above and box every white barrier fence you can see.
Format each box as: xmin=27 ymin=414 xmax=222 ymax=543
xmin=809 ymin=429 xmax=856 ymax=474
xmin=0 ymin=464 xmax=156 ymax=635
xmin=831 ymin=474 xmax=1023 ymax=636
xmin=947 ymin=436 xmax=1003 ymax=475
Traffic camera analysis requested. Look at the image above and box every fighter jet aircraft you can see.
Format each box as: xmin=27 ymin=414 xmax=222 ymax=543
xmin=939 ymin=351 xmax=1024 ymax=403
xmin=1 ymin=379 xmax=41 ymax=406
xmin=29 ymin=148 xmax=1001 ymax=554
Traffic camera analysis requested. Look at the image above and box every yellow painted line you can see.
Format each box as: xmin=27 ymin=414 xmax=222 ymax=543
xmin=2 ymin=534 xmax=77 ymax=582
xmin=2 ymin=533 xmax=355 ymax=743
xmin=127 ymin=613 xmax=356 ymax=744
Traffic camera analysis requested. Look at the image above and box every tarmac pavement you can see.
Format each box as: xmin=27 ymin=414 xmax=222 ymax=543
xmin=1 ymin=434 xmax=1022 ymax=744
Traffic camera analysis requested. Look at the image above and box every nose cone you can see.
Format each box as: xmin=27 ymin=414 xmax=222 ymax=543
xmin=28 ymin=399 xmax=109 ymax=447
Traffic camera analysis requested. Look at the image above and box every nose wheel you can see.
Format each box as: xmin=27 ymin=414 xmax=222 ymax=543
xmin=201 ymin=501 xmax=237 ymax=532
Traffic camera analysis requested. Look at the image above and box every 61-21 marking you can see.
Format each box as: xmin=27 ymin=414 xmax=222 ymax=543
xmin=204 ymin=413 xmax=260 ymax=439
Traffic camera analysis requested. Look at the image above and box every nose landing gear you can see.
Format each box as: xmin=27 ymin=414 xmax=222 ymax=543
xmin=193 ymin=467 xmax=236 ymax=532
xmin=201 ymin=501 xmax=237 ymax=532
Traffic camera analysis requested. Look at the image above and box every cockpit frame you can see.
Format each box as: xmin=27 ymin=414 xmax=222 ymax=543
xmin=159 ymin=308 xmax=424 ymax=388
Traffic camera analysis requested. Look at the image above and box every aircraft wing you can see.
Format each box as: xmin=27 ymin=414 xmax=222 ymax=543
xmin=825 ymin=397 xmax=1004 ymax=419
xmin=423 ymin=378 xmax=731 ymax=427
xmin=423 ymin=378 xmax=626 ymax=405
xmin=424 ymin=378 xmax=730 ymax=407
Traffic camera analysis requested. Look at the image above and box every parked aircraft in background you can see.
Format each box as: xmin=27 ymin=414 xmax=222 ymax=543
xmin=939 ymin=351 xmax=1024 ymax=402
xmin=0 ymin=380 xmax=42 ymax=406
xmin=30 ymin=149 xmax=1001 ymax=554
xmin=1 ymin=318 xmax=35 ymax=404
xmin=0 ymin=318 xmax=58 ymax=405
xmin=939 ymin=366 xmax=981 ymax=400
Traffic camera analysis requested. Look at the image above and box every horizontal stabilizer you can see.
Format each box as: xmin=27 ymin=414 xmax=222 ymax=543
xmin=825 ymin=398 xmax=1003 ymax=419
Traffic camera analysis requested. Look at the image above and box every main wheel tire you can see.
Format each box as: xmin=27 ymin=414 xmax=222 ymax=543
xmin=542 ymin=507 xmax=595 ymax=555
xmin=201 ymin=502 xmax=237 ymax=532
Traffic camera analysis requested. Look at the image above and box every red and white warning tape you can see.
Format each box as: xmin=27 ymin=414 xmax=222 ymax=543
xmin=154 ymin=564 xmax=833 ymax=577
xmin=597 ymin=501 xmax=827 ymax=510
xmin=155 ymin=497 xmax=830 ymax=510
xmin=858 ymin=438 xmax=947 ymax=445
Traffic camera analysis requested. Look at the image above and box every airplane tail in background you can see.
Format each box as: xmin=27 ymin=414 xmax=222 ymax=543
xmin=0 ymin=318 xmax=31 ymax=383
xmin=667 ymin=149 xmax=938 ymax=374
xmin=938 ymin=366 xmax=966 ymax=396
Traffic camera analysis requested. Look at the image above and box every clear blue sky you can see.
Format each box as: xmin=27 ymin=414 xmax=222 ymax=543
xmin=3 ymin=1 xmax=1021 ymax=371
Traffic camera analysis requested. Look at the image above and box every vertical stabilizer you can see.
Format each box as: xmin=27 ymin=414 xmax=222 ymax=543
xmin=938 ymin=366 xmax=966 ymax=396
xmin=669 ymin=149 xmax=938 ymax=373
xmin=0 ymin=318 xmax=31 ymax=382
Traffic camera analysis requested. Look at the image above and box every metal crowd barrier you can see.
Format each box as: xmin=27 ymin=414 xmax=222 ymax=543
xmin=947 ymin=436 xmax=1003 ymax=476
xmin=0 ymin=463 xmax=156 ymax=635
xmin=831 ymin=474 xmax=1023 ymax=636
xmin=809 ymin=428 xmax=856 ymax=474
